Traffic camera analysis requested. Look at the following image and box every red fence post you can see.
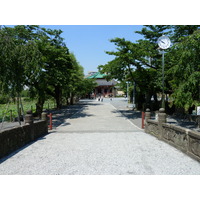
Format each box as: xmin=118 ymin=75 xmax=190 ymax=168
xmin=142 ymin=111 xmax=145 ymax=129
xmin=47 ymin=113 xmax=53 ymax=130
xmin=50 ymin=113 xmax=52 ymax=130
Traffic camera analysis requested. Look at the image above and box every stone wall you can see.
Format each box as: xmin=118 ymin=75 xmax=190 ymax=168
xmin=145 ymin=120 xmax=159 ymax=137
xmin=187 ymin=130 xmax=200 ymax=161
xmin=145 ymin=109 xmax=200 ymax=162
xmin=0 ymin=112 xmax=48 ymax=159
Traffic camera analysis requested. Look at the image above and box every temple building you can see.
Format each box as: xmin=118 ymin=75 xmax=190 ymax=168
xmin=86 ymin=72 xmax=118 ymax=98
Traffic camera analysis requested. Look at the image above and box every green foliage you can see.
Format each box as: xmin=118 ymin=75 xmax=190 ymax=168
xmin=0 ymin=95 xmax=9 ymax=104
xmin=80 ymin=78 xmax=98 ymax=96
xmin=171 ymin=25 xmax=200 ymax=42
xmin=135 ymin=25 xmax=172 ymax=43
xmin=21 ymin=90 xmax=30 ymax=97
xmin=1 ymin=25 xmax=200 ymax=114
xmin=0 ymin=26 xmax=41 ymax=96
xmin=0 ymin=98 xmax=56 ymax=122
xmin=98 ymin=25 xmax=171 ymax=106
xmin=0 ymin=25 xmax=91 ymax=114
xmin=99 ymin=25 xmax=200 ymax=111
xmin=66 ymin=53 xmax=97 ymax=98
xmin=167 ymin=30 xmax=200 ymax=110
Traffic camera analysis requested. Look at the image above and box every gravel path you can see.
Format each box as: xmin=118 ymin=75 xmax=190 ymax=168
xmin=0 ymin=99 xmax=200 ymax=175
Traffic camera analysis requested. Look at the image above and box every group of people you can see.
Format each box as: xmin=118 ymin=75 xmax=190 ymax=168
xmin=96 ymin=93 xmax=113 ymax=102
xmin=97 ymin=96 xmax=104 ymax=102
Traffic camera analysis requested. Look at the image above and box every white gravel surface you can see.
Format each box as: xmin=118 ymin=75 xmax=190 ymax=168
xmin=0 ymin=99 xmax=200 ymax=175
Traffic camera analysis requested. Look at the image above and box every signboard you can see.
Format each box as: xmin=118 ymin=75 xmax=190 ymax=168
xmin=197 ymin=106 xmax=200 ymax=115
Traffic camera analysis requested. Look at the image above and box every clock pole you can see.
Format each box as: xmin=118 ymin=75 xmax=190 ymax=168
xmin=157 ymin=35 xmax=171 ymax=109
xmin=161 ymin=50 xmax=165 ymax=108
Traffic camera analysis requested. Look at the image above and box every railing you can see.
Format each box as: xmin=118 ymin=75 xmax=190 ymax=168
xmin=144 ymin=108 xmax=200 ymax=162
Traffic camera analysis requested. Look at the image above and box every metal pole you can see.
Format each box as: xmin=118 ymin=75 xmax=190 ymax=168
xmin=126 ymin=82 xmax=128 ymax=101
xmin=133 ymin=81 xmax=136 ymax=108
xmin=162 ymin=50 xmax=165 ymax=108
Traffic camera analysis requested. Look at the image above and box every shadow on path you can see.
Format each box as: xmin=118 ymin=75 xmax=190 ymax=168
xmin=50 ymin=100 xmax=98 ymax=128
xmin=0 ymin=132 xmax=52 ymax=164
xmin=167 ymin=117 xmax=200 ymax=132
xmin=112 ymin=109 xmax=142 ymax=120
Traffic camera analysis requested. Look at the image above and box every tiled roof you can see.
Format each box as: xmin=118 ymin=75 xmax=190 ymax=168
xmin=87 ymin=72 xmax=106 ymax=79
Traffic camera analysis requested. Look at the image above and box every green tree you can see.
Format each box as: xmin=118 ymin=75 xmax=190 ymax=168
xmin=65 ymin=53 xmax=85 ymax=105
xmin=66 ymin=53 xmax=97 ymax=104
xmin=0 ymin=25 xmax=42 ymax=119
xmin=81 ymin=78 xmax=97 ymax=98
xmin=98 ymin=26 xmax=172 ymax=109
xmin=171 ymin=25 xmax=200 ymax=42
xmin=167 ymin=30 xmax=200 ymax=111
xmin=0 ymin=26 xmax=78 ymax=116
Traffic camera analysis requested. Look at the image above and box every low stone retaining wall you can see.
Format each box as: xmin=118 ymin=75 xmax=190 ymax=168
xmin=145 ymin=120 xmax=159 ymax=137
xmin=0 ymin=111 xmax=48 ymax=159
xmin=145 ymin=109 xmax=200 ymax=162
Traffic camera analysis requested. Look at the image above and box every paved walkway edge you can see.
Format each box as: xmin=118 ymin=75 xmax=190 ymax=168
xmin=109 ymin=103 xmax=143 ymax=131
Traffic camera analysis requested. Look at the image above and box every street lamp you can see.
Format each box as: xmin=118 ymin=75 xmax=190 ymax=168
xmin=157 ymin=35 xmax=171 ymax=108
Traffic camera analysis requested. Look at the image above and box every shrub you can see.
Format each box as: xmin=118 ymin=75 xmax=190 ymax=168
xmin=0 ymin=95 xmax=9 ymax=104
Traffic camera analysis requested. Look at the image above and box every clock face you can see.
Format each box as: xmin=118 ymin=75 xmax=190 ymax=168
xmin=157 ymin=35 xmax=171 ymax=49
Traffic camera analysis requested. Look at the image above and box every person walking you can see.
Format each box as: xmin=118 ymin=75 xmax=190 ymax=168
xmin=110 ymin=94 xmax=113 ymax=101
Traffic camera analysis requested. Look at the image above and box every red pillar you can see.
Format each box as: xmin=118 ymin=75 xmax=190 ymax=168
xmin=48 ymin=113 xmax=53 ymax=130
xmin=142 ymin=111 xmax=145 ymax=129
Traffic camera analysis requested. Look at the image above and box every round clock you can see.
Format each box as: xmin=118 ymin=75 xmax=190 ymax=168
xmin=157 ymin=35 xmax=171 ymax=49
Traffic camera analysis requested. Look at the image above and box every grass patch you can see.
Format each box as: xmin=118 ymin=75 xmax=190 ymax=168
xmin=0 ymin=99 xmax=56 ymax=122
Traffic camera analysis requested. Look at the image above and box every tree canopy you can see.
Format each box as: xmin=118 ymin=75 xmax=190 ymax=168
xmin=0 ymin=25 xmax=96 ymax=116
xmin=99 ymin=25 xmax=200 ymax=113
xmin=167 ymin=30 xmax=200 ymax=110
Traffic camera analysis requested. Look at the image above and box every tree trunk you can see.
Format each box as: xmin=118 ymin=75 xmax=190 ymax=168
xmin=36 ymin=96 xmax=45 ymax=117
xmin=55 ymin=86 xmax=62 ymax=109
xmin=70 ymin=92 xmax=74 ymax=105
xmin=16 ymin=96 xmax=21 ymax=125
xmin=153 ymin=93 xmax=158 ymax=102
xmin=145 ymin=92 xmax=152 ymax=109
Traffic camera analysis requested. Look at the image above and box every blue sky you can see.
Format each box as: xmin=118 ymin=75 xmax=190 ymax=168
xmin=41 ymin=25 xmax=144 ymax=75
